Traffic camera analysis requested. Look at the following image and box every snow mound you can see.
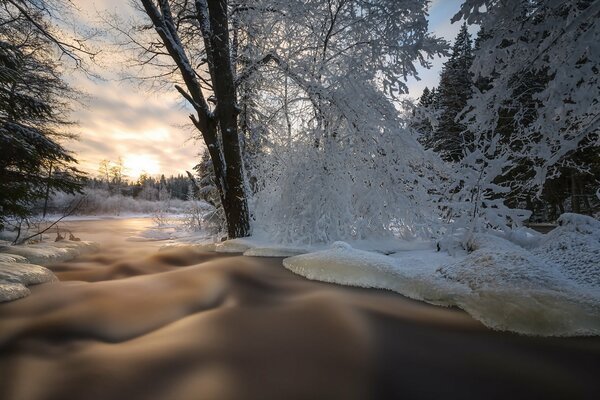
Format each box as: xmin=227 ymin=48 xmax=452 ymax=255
xmin=534 ymin=213 xmax=600 ymax=288
xmin=0 ymin=241 xmax=98 ymax=265
xmin=0 ymin=262 xmax=57 ymax=302
xmin=437 ymin=234 xmax=600 ymax=336
xmin=284 ymin=215 xmax=600 ymax=336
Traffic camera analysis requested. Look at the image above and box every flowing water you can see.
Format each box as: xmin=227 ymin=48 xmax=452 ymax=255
xmin=1 ymin=218 xmax=599 ymax=399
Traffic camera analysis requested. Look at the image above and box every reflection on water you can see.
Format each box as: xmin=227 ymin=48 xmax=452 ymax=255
xmin=59 ymin=217 xmax=165 ymax=248
xmin=1 ymin=218 xmax=600 ymax=400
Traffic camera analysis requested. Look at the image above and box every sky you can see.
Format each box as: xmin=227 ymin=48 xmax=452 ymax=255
xmin=65 ymin=0 xmax=467 ymax=181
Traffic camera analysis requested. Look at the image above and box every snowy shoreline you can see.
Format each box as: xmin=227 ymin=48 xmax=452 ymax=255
xmin=0 ymin=240 xmax=98 ymax=302
xmin=168 ymin=213 xmax=599 ymax=337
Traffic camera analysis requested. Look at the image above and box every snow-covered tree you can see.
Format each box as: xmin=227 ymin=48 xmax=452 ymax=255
xmin=455 ymin=0 xmax=600 ymax=195
xmin=125 ymin=0 xmax=447 ymax=242
xmin=436 ymin=0 xmax=600 ymax=233
xmin=242 ymin=0 xmax=447 ymax=243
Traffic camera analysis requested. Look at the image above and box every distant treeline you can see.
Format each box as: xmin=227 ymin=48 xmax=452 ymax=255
xmin=86 ymin=173 xmax=192 ymax=201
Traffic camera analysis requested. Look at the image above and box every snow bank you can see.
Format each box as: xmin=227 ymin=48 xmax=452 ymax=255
xmin=1 ymin=241 xmax=98 ymax=265
xmin=0 ymin=240 xmax=99 ymax=302
xmin=284 ymin=242 xmax=463 ymax=305
xmin=437 ymin=234 xmax=600 ymax=336
xmin=284 ymin=214 xmax=600 ymax=336
xmin=0 ymin=256 xmax=57 ymax=302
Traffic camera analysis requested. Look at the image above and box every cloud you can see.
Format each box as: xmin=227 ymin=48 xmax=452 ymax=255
xmin=63 ymin=0 xmax=201 ymax=178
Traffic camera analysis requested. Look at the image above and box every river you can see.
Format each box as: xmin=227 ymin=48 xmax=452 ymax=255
xmin=0 ymin=217 xmax=599 ymax=399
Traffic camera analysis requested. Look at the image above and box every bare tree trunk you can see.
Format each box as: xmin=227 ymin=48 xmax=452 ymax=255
xmin=42 ymin=162 xmax=53 ymax=218
xmin=140 ymin=0 xmax=250 ymax=238
xmin=570 ymin=171 xmax=580 ymax=213
xmin=206 ymin=0 xmax=250 ymax=238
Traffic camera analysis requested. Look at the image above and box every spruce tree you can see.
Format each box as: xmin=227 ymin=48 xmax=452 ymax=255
xmin=0 ymin=8 xmax=84 ymax=230
xmin=412 ymin=86 xmax=438 ymax=149
xmin=433 ymin=24 xmax=474 ymax=161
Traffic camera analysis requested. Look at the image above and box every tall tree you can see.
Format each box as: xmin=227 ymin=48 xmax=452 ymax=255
xmin=432 ymin=23 xmax=474 ymax=161
xmin=138 ymin=0 xmax=250 ymax=238
xmin=412 ymin=86 xmax=439 ymax=149
xmin=0 ymin=1 xmax=85 ymax=230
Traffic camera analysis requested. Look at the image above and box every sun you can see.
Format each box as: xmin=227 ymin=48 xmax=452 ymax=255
xmin=123 ymin=154 xmax=161 ymax=179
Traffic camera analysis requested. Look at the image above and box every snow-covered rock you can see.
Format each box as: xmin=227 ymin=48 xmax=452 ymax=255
xmin=0 ymin=253 xmax=28 ymax=264
xmin=534 ymin=213 xmax=600 ymax=288
xmin=437 ymin=234 xmax=600 ymax=336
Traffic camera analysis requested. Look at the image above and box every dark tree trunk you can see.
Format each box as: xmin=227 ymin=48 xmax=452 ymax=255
xmin=206 ymin=0 xmax=250 ymax=238
xmin=140 ymin=0 xmax=250 ymax=238
xmin=42 ymin=162 xmax=53 ymax=218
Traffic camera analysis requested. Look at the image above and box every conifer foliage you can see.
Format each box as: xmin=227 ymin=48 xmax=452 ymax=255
xmin=410 ymin=2 xmax=600 ymax=227
xmin=0 ymin=1 xmax=84 ymax=230
xmin=431 ymin=24 xmax=473 ymax=161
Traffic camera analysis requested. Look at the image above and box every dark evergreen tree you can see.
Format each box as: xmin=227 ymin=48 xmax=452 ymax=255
xmin=0 ymin=6 xmax=84 ymax=230
xmin=412 ymin=86 xmax=439 ymax=148
xmin=432 ymin=24 xmax=474 ymax=161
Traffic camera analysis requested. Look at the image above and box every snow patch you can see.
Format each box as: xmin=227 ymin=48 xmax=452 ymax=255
xmin=160 ymin=242 xmax=217 ymax=253
xmin=215 ymin=238 xmax=261 ymax=253
xmin=244 ymin=246 xmax=308 ymax=257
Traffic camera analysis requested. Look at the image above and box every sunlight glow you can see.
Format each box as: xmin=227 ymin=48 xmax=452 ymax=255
xmin=123 ymin=154 xmax=161 ymax=179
